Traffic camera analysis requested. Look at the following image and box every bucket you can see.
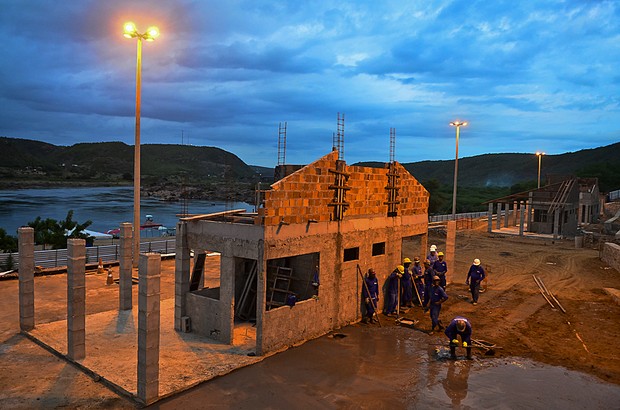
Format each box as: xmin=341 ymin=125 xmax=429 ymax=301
xmin=575 ymin=236 xmax=584 ymax=248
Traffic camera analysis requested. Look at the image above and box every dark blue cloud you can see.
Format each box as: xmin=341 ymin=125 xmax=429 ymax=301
xmin=0 ymin=0 xmax=619 ymax=166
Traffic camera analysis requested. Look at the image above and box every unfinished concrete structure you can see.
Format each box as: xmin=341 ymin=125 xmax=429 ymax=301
xmin=175 ymin=150 xmax=429 ymax=354
xmin=486 ymin=177 xmax=600 ymax=238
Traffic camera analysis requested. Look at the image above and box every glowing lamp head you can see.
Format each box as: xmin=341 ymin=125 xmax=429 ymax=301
xmin=123 ymin=21 xmax=137 ymax=38
xmin=145 ymin=26 xmax=160 ymax=41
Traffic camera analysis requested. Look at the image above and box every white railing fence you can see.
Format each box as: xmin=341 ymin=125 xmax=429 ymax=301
xmin=0 ymin=239 xmax=175 ymax=271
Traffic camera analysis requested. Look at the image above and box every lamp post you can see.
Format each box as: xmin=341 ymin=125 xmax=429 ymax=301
xmin=449 ymin=121 xmax=467 ymax=219
xmin=124 ymin=22 xmax=159 ymax=267
xmin=535 ymin=151 xmax=545 ymax=189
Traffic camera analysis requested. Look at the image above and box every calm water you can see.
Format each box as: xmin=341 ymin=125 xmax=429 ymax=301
xmin=0 ymin=186 xmax=253 ymax=235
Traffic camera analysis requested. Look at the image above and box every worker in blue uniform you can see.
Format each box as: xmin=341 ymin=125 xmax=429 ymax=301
xmin=425 ymin=275 xmax=448 ymax=333
xmin=384 ymin=265 xmax=403 ymax=317
xmin=465 ymin=258 xmax=486 ymax=305
xmin=427 ymin=244 xmax=439 ymax=266
xmin=362 ymin=268 xmax=379 ymax=323
xmin=422 ymin=259 xmax=435 ymax=308
xmin=433 ymin=251 xmax=448 ymax=289
xmin=445 ymin=316 xmax=472 ymax=359
xmin=400 ymin=258 xmax=414 ymax=308
xmin=412 ymin=257 xmax=424 ymax=305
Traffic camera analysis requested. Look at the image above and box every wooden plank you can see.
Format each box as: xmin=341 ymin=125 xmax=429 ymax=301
xmin=179 ymin=209 xmax=247 ymax=221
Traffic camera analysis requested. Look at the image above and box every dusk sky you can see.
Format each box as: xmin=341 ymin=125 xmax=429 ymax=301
xmin=1 ymin=1 xmax=619 ymax=167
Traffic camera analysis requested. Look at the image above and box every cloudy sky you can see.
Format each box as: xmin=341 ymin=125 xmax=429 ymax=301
xmin=1 ymin=1 xmax=618 ymax=167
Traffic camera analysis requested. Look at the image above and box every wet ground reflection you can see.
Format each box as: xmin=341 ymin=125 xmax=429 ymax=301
xmin=152 ymin=324 xmax=620 ymax=409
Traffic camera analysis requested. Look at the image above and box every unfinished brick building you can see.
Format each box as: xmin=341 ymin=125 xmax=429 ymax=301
xmin=174 ymin=150 xmax=429 ymax=355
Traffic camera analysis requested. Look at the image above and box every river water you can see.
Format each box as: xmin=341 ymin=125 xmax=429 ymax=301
xmin=0 ymin=186 xmax=252 ymax=236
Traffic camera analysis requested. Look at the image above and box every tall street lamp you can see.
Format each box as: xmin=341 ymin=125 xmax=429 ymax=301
xmin=123 ymin=22 xmax=160 ymax=267
xmin=449 ymin=121 xmax=467 ymax=219
xmin=536 ymin=151 xmax=546 ymax=188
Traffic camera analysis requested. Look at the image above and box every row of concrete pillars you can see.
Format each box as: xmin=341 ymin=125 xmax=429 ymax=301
xmin=487 ymin=201 xmax=530 ymax=235
xmin=17 ymin=225 xmax=161 ymax=405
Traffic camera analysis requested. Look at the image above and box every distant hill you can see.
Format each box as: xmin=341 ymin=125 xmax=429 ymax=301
xmin=0 ymin=137 xmax=259 ymax=184
xmin=357 ymin=142 xmax=620 ymax=193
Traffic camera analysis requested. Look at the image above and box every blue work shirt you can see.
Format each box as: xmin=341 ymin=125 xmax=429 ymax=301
xmin=466 ymin=264 xmax=486 ymax=283
xmin=444 ymin=316 xmax=472 ymax=344
xmin=363 ymin=276 xmax=379 ymax=299
xmin=429 ymin=284 xmax=448 ymax=304
xmin=433 ymin=259 xmax=448 ymax=275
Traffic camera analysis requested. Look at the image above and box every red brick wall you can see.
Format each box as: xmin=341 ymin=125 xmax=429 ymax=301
xmin=259 ymin=151 xmax=429 ymax=226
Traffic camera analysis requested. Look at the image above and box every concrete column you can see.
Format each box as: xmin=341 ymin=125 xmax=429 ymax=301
xmin=137 ymin=252 xmax=161 ymax=405
xmin=119 ymin=223 xmax=133 ymax=310
xmin=519 ymin=201 xmax=525 ymax=236
xmin=220 ymin=255 xmax=235 ymax=344
xmin=487 ymin=203 xmax=494 ymax=233
xmin=553 ymin=210 xmax=560 ymax=239
xmin=513 ymin=201 xmax=518 ymax=226
xmin=255 ymin=242 xmax=265 ymax=356
xmin=67 ymin=238 xmax=86 ymax=360
xmin=503 ymin=202 xmax=510 ymax=227
xmin=495 ymin=203 xmax=501 ymax=230
xmin=18 ymin=227 xmax=35 ymax=331
xmin=174 ymin=222 xmax=190 ymax=331
xmin=446 ymin=220 xmax=456 ymax=285
xmin=527 ymin=192 xmax=534 ymax=232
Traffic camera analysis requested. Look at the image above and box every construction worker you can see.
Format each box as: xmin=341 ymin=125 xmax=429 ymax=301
xmin=362 ymin=268 xmax=379 ymax=323
xmin=422 ymin=259 xmax=435 ymax=308
xmin=400 ymin=258 xmax=414 ymax=308
xmin=412 ymin=257 xmax=424 ymax=305
xmin=445 ymin=316 xmax=472 ymax=360
xmin=433 ymin=252 xmax=448 ymax=289
xmin=384 ymin=265 xmax=403 ymax=317
xmin=427 ymin=244 xmax=439 ymax=266
xmin=425 ymin=275 xmax=448 ymax=334
xmin=465 ymin=258 xmax=486 ymax=305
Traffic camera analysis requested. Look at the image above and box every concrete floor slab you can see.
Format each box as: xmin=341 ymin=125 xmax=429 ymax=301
xmin=28 ymin=298 xmax=261 ymax=400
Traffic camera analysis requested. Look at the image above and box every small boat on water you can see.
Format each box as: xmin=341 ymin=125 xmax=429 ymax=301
xmin=106 ymin=215 xmax=164 ymax=237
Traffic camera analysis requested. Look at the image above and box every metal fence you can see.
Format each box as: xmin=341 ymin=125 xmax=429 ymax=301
xmin=428 ymin=211 xmax=489 ymax=222
xmin=608 ymin=189 xmax=620 ymax=201
xmin=0 ymin=239 xmax=176 ymax=271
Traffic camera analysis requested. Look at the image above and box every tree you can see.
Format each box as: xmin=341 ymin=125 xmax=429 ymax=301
xmin=0 ymin=228 xmax=17 ymax=253
xmin=27 ymin=210 xmax=93 ymax=249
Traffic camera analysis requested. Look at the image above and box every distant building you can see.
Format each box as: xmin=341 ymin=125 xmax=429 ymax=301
xmin=485 ymin=176 xmax=601 ymax=238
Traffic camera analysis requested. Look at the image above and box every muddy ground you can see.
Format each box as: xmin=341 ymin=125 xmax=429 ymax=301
xmin=0 ymin=229 xmax=619 ymax=408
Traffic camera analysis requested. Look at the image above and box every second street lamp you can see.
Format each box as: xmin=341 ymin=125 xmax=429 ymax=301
xmin=449 ymin=121 xmax=467 ymax=219
xmin=536 ymin=151 xmax=546 ymax=189
xmin=124 ymin=22 xmax=160 ymax=267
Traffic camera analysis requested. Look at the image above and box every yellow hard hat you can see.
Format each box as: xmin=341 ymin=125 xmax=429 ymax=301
xmin=397 ymin=265 xmax=405 ymax=274
xmin=462 ymin=341 xmax=468 ymax=347
xmin=403 ymin=257 xmax=412 ymax=264
xmin=438 ymin=252 xmax=444 ymax=256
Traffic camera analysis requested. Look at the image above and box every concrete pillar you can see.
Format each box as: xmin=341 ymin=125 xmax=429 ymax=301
xmin=487 ymin=203 xmax=494 ymax=233
xmin=553 ymin=209 xmax=560 ymax=239
xmin=137 ymin=252 xmax=161 ymax=405
xmin=119 ymin=223 xmax=133 ymax=310
xmin=496 ymin=203 xmax=502 ymax=230
xmin=519 ymin=201 xmax=525 ymax=236
xmin=67 ymin=238 xmax=86 ymax=360
xmin=527 ymin=192 xmax=534 ymax=232
xmin=513 ymin=201 xmax=518 ymax=226
xmin=18 ymin=227 xmax=35 ymax=331
xmin=503 ymin=202 xmax=510 ymax=228
xmin=446 ymin=220 xmax=456 ymax=285
xmin=174 ymin=222 xmax=190 ymax=331
xmin=220 ymin=255 xmax=235 ymax=344
xmin=255 ymin=242 xmax=265 ymax=356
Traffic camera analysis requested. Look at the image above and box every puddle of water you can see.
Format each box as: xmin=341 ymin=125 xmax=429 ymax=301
xmin=153 ymin=323 xmax=620 ymax=409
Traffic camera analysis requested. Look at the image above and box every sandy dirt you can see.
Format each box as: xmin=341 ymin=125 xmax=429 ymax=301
xmin=1 ymin=229 xmax=619 ymax=408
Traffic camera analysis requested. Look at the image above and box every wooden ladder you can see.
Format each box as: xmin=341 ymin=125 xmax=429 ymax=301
xmin=189 ymin=252 xmax=206 ymax=291
xmin=266 ymin=266 xmax=294 ymax=310
xmin=236 ymin=260 xmax=258 ymax=321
